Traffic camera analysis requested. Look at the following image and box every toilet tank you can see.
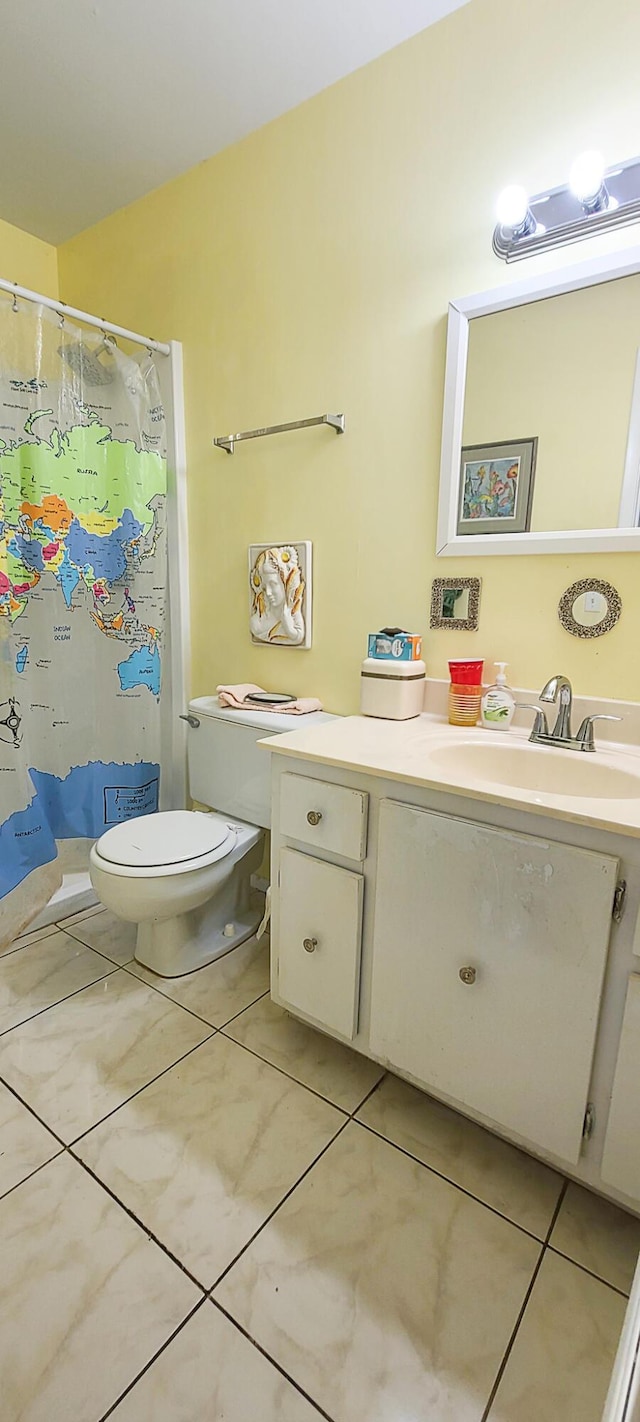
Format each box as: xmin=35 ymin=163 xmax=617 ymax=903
xmin=186 ymin=697 xmax=336 ymax=828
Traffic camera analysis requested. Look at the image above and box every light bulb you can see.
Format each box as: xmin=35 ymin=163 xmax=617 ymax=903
xmin=496 ymin=185 xmax=530 ymax=229
xmin=569 ymin=150 xmax=606 ymax=202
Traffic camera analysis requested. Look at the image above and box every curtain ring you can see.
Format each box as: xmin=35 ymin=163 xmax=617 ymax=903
xmin=12 ymin=288 xmax=18 ymax=313
xmin=59 ymin=311 xmax=65 ymax=329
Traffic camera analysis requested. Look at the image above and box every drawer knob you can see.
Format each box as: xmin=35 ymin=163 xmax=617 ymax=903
xmin=303 ymin=937 xmax=318 ymax=954
xmin=459 ymin=965 xmax=476 ymax=985
xmin=306 ymin=810 xmax=323 ymax=826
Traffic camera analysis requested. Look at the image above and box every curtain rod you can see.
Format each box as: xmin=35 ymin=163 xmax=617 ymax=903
xmin=0 ymin=276 xmax=170 ymax=356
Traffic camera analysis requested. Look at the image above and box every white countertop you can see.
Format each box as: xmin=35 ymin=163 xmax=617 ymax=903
xmin=260 ymin=713 xmax=640 ymax=838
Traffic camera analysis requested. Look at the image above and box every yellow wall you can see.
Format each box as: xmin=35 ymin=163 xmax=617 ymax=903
xmin=464 ymin=276 xmax=640 ymax=532
xmin=58 ymin=0 xmax=640 ymax=709
xmin=0 ymin=216 xmax=58 ymax=298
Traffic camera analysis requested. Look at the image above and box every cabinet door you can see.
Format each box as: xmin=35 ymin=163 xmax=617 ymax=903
xmin=602 ymin=975 xmax=640 ymax=1201
xmin=277 ymin=848 xmax=364 ymax=1039
xmin=370 ymin=801 xmax=618 ymax=1163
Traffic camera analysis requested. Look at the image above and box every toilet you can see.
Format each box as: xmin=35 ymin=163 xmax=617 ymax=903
xmin=89 ymin=697 xmax=333 ymax=977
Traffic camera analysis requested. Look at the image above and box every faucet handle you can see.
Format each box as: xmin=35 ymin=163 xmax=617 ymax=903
xmin=575 ymin=714 xmax=622 ymax=752
xmin=515 ymin=703 xmax=550 ymax=741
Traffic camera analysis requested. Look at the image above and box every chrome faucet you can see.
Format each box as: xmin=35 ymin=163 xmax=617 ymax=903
xmin=539 ymin=674 xmax=574 ymax=743
xmin=518 ymin=673 xmax=621 ymax=752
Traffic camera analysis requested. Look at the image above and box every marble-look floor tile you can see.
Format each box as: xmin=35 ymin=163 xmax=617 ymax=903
xmin=59 ymin=903 xmax=104 ymax=926
xmin=357 ymin=1074 xmax=563 ymax=1238
xmin=0 ymin=969 xmax=212 ymax=1142
xmin=216 ymin=1121 xmax=540 ymax=1422
xmin=226 ymin=995 xmax=385 ymax=1112
xmin=77 ymin=1033 xmax=344 ymax=1285
xmin=63 ymin=906 xmax=138 ymax=964
xmin=488 ymin=1249 xmax=626 ymax=1421
xmin=127 ymin=934 xmax=270 ymax=1026
xmin=0 ymin=923 xmax=57 ymax=958
xmin=0 ymin=929 xmax=114 ymax=1034
xmin=0 ymin=1151 xmax=199 ymax=1422
xmin=110 ymin=1299 xmax=324 ymax=1420
xmin=0 ymin=1082 xmax=61 ymax=1198
xmin=550 ymin=1182 xmax=640 ymax=1293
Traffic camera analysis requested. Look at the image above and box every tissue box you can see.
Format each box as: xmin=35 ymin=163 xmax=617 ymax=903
xmin=367 ymin=631 xmax=422 ymax=661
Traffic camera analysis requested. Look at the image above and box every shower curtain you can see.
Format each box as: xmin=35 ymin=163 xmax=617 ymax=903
xmin=0 ymin=295 xmax=167 ymax=945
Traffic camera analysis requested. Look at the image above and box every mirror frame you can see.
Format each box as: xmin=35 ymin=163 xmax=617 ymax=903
xmin=437 ymin=245 xmax=640 ymax=556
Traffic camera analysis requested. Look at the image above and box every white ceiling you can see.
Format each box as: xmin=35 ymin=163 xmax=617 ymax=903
xmin=1 ymin=0 xmax=469 ymax=245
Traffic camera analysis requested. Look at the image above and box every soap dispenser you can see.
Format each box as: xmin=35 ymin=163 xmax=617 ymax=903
xmin=480 ymin=662 xmax=515 ymax=729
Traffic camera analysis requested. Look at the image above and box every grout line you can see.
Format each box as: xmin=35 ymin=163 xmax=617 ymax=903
xmin=67 ymin=1029 xmax=217 ymax=1148
xmin=69 ymin=1147 xmax=208 ymax=1292
xmin=352 ymin=1116 xmax=549 ymax=1246
xmin=96 ymin=1296 xmax=208 ymax=1422
xmin=209 ymin=1116 xmax=351 ymax=1294
xmin=480 ymin=1181 xmax=569 ymax=1422
xmin=0 ymin=963 xmax=120 ymax=1040
xmin=210 ymin=1297 xmax=334 ymax=1421
xmin=546 ymin=1243 xmax=632 ymax=1299
xmin=0 ymin=1072 xmax=69 ymax=1147
xmin=218 ymin=1028 xmax=351 ymax=1118
xmin=58 ymin=905 xmax=105 ymax=928
xmin=117 ymin=962 xmax=269 ymax=1035
xmin=348 ymin=1071 xmax=387 ymax=1118
xmin=0 ymin=926 xmax=59 ymax=959
xmin=480 ymin=1241 xmax=547 ymax=1421
xmin=0 ymin=1145 xmax=65 ymax=1205
xmin=545 ymin=1177 xmax=569 ymax=1245
xmin=217 ymin=989 xmax=272 ymax=1031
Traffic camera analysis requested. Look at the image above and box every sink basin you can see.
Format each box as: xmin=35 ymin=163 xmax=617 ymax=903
xmin=428 ymin=739 xmax=640 ymax=800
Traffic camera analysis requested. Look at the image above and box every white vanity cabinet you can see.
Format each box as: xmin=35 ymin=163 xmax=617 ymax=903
xmin=267 ymin=722 xmax=640 ymax=1215
xmin=368 ymin=800 xmax=619 ymax=1163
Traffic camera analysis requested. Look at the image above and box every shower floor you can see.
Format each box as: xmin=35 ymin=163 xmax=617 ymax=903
xmin=0 ymin=903 xmax=638 ymax=1421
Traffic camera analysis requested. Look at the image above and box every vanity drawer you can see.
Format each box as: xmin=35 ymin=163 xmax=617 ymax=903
xmin=280 ymin=772 xmax=368 ymax=861
xmin=277 ymin=848 xmax=363 ymax=1039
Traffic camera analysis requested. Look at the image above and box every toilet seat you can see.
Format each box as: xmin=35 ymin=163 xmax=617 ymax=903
xmin=93 ymin=810 xmax=238 ymax=878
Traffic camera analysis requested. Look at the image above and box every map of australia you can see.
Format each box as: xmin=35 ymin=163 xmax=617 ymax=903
xmin=0 ymin=412 xmax=166 ymax=695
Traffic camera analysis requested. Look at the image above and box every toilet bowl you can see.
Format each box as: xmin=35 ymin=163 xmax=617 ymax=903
xmin=90 ymin=809 xmax=264 ymax=977
xmin=89 ymin=697 xmax=335 ymax=978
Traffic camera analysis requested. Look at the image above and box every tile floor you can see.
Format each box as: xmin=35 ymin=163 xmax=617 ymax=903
xmin=0 ymin=904 xmax=638 ymax=1422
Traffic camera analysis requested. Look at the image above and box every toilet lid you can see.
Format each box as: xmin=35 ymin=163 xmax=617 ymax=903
xmin=96 ymin=810 xmax=233 ymax=868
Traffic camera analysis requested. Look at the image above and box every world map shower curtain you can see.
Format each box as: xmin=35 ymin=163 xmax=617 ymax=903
xmin=0 ymin=295 xmax=167 ymax=944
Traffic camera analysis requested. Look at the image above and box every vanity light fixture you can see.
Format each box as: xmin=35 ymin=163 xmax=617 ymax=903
xmin=493 ymin=151 xmax=640 ymax=261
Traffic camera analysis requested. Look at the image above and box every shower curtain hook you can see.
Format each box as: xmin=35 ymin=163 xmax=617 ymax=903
xmin=11 ymin=286 xmax=18 ymax=314
xmin=59 ymin=311 xmax=65 ymax=330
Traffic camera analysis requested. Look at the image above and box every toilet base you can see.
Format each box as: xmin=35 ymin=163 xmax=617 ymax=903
xmin=134 ymin=846 xmax=264 ymax=978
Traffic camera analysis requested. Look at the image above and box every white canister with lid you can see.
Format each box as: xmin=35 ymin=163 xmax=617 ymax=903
xmin=360 ymin=658 xmax=426 ymax=720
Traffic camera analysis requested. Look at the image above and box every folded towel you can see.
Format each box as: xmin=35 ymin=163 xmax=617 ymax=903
xmin=216 ymin=683 xmax=323 ymax=715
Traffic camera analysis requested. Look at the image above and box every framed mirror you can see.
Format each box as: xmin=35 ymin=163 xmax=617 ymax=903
xmin=430 ymin=576 xmax=481 ymax=629
xmin=437 ymin=247 xmax=640 ymax=556
xmin=558 ymin=578 xmax=622 ymax=638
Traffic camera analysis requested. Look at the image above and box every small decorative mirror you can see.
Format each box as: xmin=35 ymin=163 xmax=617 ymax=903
xmin=558 ymin=578 xmax=622 ymax=638
xmin=430 ymin=576 xmax=481 ymax=630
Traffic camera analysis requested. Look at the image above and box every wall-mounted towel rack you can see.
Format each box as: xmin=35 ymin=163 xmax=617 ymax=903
xmin=213 ymin=412 xmax=345 ymax=455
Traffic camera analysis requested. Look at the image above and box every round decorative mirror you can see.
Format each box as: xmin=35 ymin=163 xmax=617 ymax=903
xmin=558 ymin=578 xmax=622 ymax=638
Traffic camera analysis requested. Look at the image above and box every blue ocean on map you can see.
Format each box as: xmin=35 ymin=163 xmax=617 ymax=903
xmin=0 ymin=760 xmax=160 ymax=897
xmin=117 ymin=642 xmax=161 ymax=695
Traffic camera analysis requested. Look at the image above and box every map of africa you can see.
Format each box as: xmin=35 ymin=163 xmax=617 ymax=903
xmin=0 ymin=370 xmax=167 ymax=904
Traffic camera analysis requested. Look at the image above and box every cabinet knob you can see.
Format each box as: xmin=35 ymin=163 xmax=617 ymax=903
xmin=459 ymin=965 xmax=476 ymax=985
xmin=303 ymin=937 xmax=318 ymax=954
xmin=306 ymin=810 xmax=323 ymax=826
